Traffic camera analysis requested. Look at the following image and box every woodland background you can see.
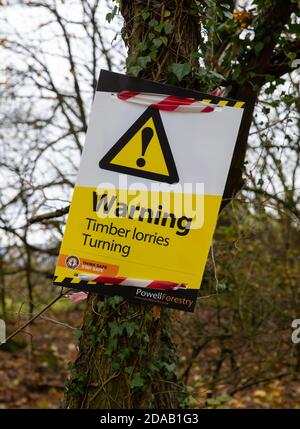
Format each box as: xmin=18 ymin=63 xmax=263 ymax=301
xmin=0 ymin=0 xmax=299 ymax=409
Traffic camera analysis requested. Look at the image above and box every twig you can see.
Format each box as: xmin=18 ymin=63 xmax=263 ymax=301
xmin=1 ymin=288 xmax=71 ymax=345
xmin=28 ymin=205 xmax=70 ymax=224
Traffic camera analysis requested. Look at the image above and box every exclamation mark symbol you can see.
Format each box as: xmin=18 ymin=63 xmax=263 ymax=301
xmin=136 ymin=127 xmax=153 ymax=168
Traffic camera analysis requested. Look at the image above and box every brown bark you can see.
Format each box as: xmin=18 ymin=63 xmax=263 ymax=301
xmin=64 ymin=295 xmax=184 ymax=408
xmin=64 ymin=0 xmax=199 ymax=409
xmin=120 ymin=0 xmax=201 ymax=84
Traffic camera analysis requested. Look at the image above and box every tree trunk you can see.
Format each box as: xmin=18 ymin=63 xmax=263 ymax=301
xmin=64 ymin=0 xmax=200 ymax=409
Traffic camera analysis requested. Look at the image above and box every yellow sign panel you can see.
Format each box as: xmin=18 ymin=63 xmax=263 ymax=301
xmin=54 ymin=187 xmax=221 ymax=311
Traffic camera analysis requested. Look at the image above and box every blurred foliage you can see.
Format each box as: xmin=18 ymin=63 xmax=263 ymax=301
xmin=175 ymin=200 xmax=300 ymax=408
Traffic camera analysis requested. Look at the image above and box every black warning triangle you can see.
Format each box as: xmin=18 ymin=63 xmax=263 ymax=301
xmin=99 ymin=107 xmax=179 ymax=184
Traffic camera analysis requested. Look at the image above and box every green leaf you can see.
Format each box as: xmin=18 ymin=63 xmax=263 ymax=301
xmin=257 ymin=178 xmax=264 ymax=186
xmin=96 ymin=301 xmax=105 ymax=311
xmin=164 ymin=362 xmax=176 ymax=373
xmin=287 ymin=23 xmax=300 ymax=34
xmin=168 ymin=63 xmax=191 ymax=81
xmin=126 ymin=55 xmax=136 ymax=66
xmin=143 ymin=333 xmax=150 ymax=343
xmin=109 ymin=321 xmax=124 ymax=337
xmin=130 ymin=372 xmax=144 ymax=388
xmin=106 ymin=12 xmax=112 ymax=23
xmin=223 ymin=10 xmax=233 ymax=19
xmin=164 ymin=10 xmax=171 ymax=17
xmin=125 ymin=322 xmax=137 ymax=337
xmin=137 ymin=55 xmax=151 ymax=68
xmin=137 ymin=41 xmax=148 ymax=52
xmin=107 ymin=295 xmax=124 ymax=308
xmin=105 ymin=5 xmax=118 ymax=23
xmin=209 ymin=70 xmax=225 ymax=81
xmin=152 ymin=38 xmax=163 ymax=48
xmin=254 ymin=41 xmax=264 ymax=55
xmin=191 ymin=51 xmax=202 ymax=59
xmin=76 ymin=329 xmax=83 ymax=340
xmin=145 ymin=311 xmax=153 ymax=321
xmin=221 ymin=3 xmax=232 ymax=10
xmin=216 ymin=394 xmax=230 ymax=402
xmin=207 ymin=398 xmax=220 ymax=405
xmin=216 ymin=283 xmax=228 ymax=292
xmin=142 ymin=10 xmax=150 ymax=21
xmin=149 ymin=49 xmax=158 ymax=60
xmin=105 ymin=337 xmax=118 ymax=356
xmin=67 ymin=361 xmax=75 ymax=372
xmin=160 ymin=36 xmax=168 ymax=46
xmin=163 ymin=22 xmax=174 ymax=34
xmin=287 ymin=52 xmax=296 ymax=61
xmin=149 ymin=18 xmax=159 ymax=27
xmin=154 ymin=23 xmax=164 ymax=33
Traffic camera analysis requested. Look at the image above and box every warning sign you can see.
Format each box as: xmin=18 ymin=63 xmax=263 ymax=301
xmin=53 ymin=70 xmax=246 ymax=312
xmin=99 ymin=107 xmax=179 ymax=184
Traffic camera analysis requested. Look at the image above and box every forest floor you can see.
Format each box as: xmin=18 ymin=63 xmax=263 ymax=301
xmin=0 ymin=307 xmax=299 ymax=409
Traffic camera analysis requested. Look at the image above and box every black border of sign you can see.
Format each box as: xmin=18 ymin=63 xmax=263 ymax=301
xmin=99 ymin=106 xmax=179 ymax=184
xmin=97 ymin=69 xmax=244 ymax=106
xmin=53 ymin=70 xmax=249 ymax=312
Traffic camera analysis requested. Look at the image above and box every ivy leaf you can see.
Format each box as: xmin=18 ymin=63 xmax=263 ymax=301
xmin=125 ymin=366 xmax=134 ymax=375
xmin=257 ymin=178 xmax=264 ymax=186
xmin=152 ymin=38 xmax=163 ymax=48
xmin=160 ymin=36 xmax=168 ymax=46
xmin=130 ymin=372 xmax=144 ymax=388
xmin=149 ymin=50 xmax=158 ymax=60
xmin=154 ymin=23 xmax=164 ymax=33
xmin=125 ymin=322 xmax=137 ymax=337
xmin=142 ymin=10 xmax=150 ymax=20
xmin=149 ymin=19 xmax=159 ymax=27
xmin=137 ymin=41 xmax=148 ymax=52
xmin=109 ymin=321 xmax=124 ymax=337
xmin=75 ymin=329 xmax=83 ymax=340
xmin=168 ymin=63 xmax=191 ymax=81
xmin=209 ymin=70 xmax=225 ymax=81
xmin=163 ymin=22 xmax=174 ymax=35
xmin=254 ymin=41 xmax=264 ymax=56
xmin=105 ymin=337 xmax=118 ymax=356
xmin=96 ymin=301 xmax=105 ymax=311
xmin=126 ymin=55 xmax=136 ymax=66
xmin=105 ymin=5 xmax=118 ymax=23
xmin=216 ymin=283 xmax=227 ymax=292
xmin=223 ymin=10 xmax=233 ymax=19
xmin=164 ymin=362 xmax=176 ymax=373
xmin=221 ymin=3 xmax=232 ymax=10
xmin=137 ymin=55 xmax=151 ymax=68
xmin=107 ymin=295 xmax=123 ymax=308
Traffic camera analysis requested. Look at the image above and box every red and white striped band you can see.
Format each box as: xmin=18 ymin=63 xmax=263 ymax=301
xmin=116 ymin=91 xmax=215 ymax=113
xmin=78 ymin=274 xmax=186 ymax=291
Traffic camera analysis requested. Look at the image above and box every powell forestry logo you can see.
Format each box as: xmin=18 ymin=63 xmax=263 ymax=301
xmin=135 ymin=288 xmax=194 ymax=309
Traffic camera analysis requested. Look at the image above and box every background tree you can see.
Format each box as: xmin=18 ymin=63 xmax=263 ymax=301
xmin=0 ymin=0 xmax=299 ymax=409
xmin=64 ymin=0 xmax=300 ymax=409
